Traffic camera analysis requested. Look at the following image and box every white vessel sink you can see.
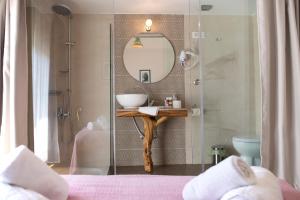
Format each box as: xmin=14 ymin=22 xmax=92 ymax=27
xmin=116 ymin=94 xmax=148 ymax=108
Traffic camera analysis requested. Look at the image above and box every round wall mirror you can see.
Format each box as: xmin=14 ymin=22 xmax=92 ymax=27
xmin=123 ymin=33 xmax=175 ymax=84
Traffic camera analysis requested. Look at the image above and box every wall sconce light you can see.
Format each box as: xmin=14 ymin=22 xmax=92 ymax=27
xmin=145 ymin=19 xmax=152 ymax=32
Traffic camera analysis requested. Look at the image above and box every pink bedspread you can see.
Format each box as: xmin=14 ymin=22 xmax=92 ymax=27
xmin=63 ymin=175 xmax=300 ymax=200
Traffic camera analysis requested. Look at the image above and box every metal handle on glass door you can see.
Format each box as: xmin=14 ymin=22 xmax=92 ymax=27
xmin=193 ymin=79 xmax=200 ymax=85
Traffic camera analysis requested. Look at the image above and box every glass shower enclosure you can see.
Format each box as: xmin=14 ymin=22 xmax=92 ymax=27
xmin=27 ymin=0 xmax=114 ymax=175
xmin=188 ymin=0 xmax=261 ymax=167
xmin=26 ymin=0 xmax=261 ymax=175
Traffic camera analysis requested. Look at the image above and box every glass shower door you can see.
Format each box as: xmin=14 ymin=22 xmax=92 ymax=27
xmin=198 ymin=0 xmax=261 ymax=166
xmin=27 ymin=1 xmax=114 ymax=175
xmin=184 ymin=0 xmax=203 ymax=167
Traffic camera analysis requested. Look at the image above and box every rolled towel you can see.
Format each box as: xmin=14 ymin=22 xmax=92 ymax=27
xmin=221 ymin=167 xmax=283 ymax=200
xmin=0 ymin=145 xmax=69 ymax=200
xmin=138 ymin=106 xmax=159 ymax=116
xmin=182 ymin=156 xmax=256 ymax=200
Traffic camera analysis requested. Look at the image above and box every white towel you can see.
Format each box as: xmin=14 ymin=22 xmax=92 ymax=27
xmin=0 ymin=182 xmax=49 ymax=200
xmin=221 ymin=167 xmax=283 ymax=200
xmin=182 ymin=156 xmax=256 ymax=200
xmin=0 ymin=146 xmax=69 ymax=200
xmin=138 ymin=106 xmax=159 ymax=116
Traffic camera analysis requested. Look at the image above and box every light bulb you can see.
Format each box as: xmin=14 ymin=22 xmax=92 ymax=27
xmin=145 ymin=19 xmax=152 ymax=27
xmin=145 ymin=19 xmax=152 ymax=32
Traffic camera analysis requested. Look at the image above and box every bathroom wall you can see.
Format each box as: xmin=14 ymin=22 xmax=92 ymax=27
xmin=115 ymin=14 xmax=186 ymax=166
xmin=71 ymin=14 xmax=112 ymax=132
xmin=184 ymin=14 xmax=260 ymax=164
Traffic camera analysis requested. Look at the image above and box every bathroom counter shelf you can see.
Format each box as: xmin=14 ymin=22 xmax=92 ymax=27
xmin=116 ymin=108 xmax=188 ymax=117
xmin=116 ymin=108 xmax=188 ymax=173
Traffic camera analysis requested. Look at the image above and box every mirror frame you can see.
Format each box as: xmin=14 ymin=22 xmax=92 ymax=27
xmin=122 ymin=32 xmax=176 ymax=84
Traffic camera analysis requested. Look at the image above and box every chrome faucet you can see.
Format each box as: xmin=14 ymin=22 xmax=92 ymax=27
xmin=57 ymin=107 xmax=70 ymax=120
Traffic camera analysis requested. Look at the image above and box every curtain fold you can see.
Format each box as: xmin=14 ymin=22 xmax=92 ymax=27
xmin=257 ymin=0 xmax=300 ymax=188
xmin=0 ymin=0 xmax=28 ymax=156
xmin=0 ymin=0 xmax=6 ymax=128
xmin=31 ymin=8 xmax=60 ymax=163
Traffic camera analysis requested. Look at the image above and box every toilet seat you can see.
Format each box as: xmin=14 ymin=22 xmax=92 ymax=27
xmin=232 ymin=137 xmax=260 ymax=143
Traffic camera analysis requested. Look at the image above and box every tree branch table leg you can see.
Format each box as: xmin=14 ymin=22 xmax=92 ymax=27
xmin=142 ymin=117 xmax=155 ymax=173
xmin=116 ymin=109 xmax=187 ymax=173
xmin=141 ymin=116 xmax=169 ymax=173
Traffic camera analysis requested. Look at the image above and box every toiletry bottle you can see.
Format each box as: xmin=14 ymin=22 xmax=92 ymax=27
xmin=164 ymin=97 xmax=173 ymax=107
xmin=172 ymin=94 xmax=177 ymax=100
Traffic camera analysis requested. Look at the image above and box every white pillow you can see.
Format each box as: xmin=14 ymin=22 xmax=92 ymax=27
xmin=0 ymin=145 xmax=69 ymax=200
xmin=0 ymin=182 xmax=49 ymax=200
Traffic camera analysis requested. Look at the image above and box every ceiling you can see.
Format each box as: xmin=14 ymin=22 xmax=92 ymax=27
xmin=29 ymin=0 xmax=256 ymax=15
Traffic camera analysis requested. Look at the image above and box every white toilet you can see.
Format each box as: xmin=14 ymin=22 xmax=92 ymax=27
xmin=232 ymin=137 xmax=261 ymax=166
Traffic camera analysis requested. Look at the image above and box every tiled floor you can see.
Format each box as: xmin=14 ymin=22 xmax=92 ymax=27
xmin=53 ymin=164 xmax=212 ymax=176
xmin=113 ymin=164 xmax=211 ymax=176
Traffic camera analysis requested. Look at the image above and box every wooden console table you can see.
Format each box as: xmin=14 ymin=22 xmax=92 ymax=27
xmin=116 ymin=108 xmax=188 ymax=173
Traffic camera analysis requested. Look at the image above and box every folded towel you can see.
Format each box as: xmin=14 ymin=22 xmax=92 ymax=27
xmin=0 ymin=182 xmax=49 ymax=200
xmin=221 ymin=167 xmax=283 ymax=200
xmin=0 ymin=145 xmax=69 ymax=200
xmin=182 ymin=156 xmax=256 ymax=200
xmin=138 ymin=106 xmax=159 ymax=116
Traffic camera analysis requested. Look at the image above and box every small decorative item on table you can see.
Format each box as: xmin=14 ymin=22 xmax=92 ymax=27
xmin=164 ymin=97 xmax=173 ymax=107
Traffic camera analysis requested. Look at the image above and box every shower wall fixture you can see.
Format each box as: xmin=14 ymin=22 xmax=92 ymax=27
xmin=179 ymin=49 xmax=199 ymax=71
xmin=52 ymin=4 xmax=75 ymax=120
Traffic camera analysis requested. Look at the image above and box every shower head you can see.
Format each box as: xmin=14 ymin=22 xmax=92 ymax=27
xmin=201 ymin=5 xmax=213 ymax=11
xmin=52 ymin=4 xmax=72 ymax=16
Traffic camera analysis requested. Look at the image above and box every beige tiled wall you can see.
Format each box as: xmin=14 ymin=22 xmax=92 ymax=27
xmin=71 ymin=14 xmax=112 ymax=132
xmin=114 ymin=14 xmax=186 ymax=166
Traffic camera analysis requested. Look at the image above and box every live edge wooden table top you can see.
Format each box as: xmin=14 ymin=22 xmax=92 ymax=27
xmin=116 ymin=108 xmax=188 ymax=173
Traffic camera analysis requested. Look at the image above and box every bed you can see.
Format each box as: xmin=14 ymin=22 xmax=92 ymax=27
xmin=64 ymin=175 xmax=300 ymax=200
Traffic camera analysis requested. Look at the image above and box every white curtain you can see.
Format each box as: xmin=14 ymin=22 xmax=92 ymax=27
xmin=31 ymin=8 xmax=60 ymax=163
xmin=257 ymin=0 xmax=300 ymax=188
xmin=0 ymin=0 xmax=6 ymax=127
xmin=0 ymin=0 xmax=28 ymax=157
